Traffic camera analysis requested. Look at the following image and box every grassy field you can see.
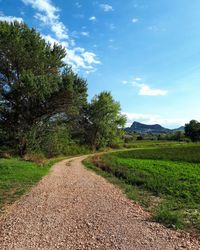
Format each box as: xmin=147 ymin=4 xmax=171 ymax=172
xmin=84 ymin=144 xmax=200 ymax=232
xmin=116 ymin=145 xmax=200 ymax=163
xmin=118 ymin=140 xmax=186 ymax=149
xmin=0 ymin=157 xmax=64 ymax=214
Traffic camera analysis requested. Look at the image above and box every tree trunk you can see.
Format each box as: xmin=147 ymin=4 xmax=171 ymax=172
xmin=18 ymin=138 xmax=27 ymax=157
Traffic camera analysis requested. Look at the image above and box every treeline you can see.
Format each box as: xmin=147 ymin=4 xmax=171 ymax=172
xmin=0 ymin=21 xmax=126 ymax=158
xmin=125 ymin=120 xmax=200 ymax=143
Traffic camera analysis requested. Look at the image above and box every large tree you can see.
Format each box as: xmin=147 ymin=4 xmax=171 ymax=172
xmin=86 ymin=91 xmax=126 ymax=150
xmin=0 ymin=21 xmax=87 ymax=155
xmin=185 ymin=120 xmax=200 ymax=142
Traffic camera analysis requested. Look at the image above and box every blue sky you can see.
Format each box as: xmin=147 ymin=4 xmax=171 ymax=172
xmin=0 ymin=0 xmax=200 ymax=128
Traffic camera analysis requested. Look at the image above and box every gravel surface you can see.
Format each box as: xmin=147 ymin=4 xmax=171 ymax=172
xmin=0 ymin=156 xmax=199 ymax=250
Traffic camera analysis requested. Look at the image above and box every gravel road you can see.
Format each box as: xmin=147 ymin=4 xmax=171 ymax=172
xmin=0 ymin=156 xmax=199 ymax=250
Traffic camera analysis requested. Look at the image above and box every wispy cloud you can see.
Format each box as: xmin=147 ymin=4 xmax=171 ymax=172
xmin=148 ymin=25 xmax=165 ymax=32
xmin=22 ymin=0 xmax=68 ymax=40
xmin=0 ymin=14 xmax=23 ymax=23
xmin=75 ymin=2 xmax=82 ymax=8
xmin=123 ymin=77 xmax=168 ymax=96
xmin=134 ymin=77 xmax=142 ymax=81
xmin=21 ymin=0 xmax=100 ymax=73
xmin=123 ymin=112 xmax=187 ymax=128
xmin=137 ymin=83 xmax=168 ymax=96
xmin=80 ymin=31 xmax=89 ymax=37
xmin=100 ymin=4 xmax=113 ymax=12
xmin=148 ymin=25 xmax=159 ymax=32
xmin=89 ymin=16 xmax=96 ymax=21
xmin=132 ymin=18 xmax=139 ymax=23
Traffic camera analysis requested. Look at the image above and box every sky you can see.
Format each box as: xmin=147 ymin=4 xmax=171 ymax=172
xmin=0 ymin=0 xmax=200 ymax=128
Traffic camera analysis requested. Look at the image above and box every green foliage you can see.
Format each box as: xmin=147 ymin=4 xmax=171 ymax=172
xmin=26 ymin=121 xmax=90 ymax=157
xmin=185 ymin=120 xmax=200 ymax=142
xmin=0 ymin=21 xmax=65 ymax=154
xmin=86 ymin=91 xmax=126 ymax=150
xmin=0 ymin=21 xmax=90 ymax=156
xmin=157 ymin=131 xmax=186 ymax=141
xmin=0 ymin=22 xmax=126 ymax=157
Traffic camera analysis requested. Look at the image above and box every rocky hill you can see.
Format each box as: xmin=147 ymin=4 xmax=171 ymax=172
xmin=125 ymin=121 xmax=184 ymax=134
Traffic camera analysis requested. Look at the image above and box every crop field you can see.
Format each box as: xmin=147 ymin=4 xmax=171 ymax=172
xmin=86 ymin=144 xmax=200 ymax=232
xmin=115 ymin=145 xmax=200 ymax=163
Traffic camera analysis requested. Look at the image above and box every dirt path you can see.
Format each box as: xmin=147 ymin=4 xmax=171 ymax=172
xmin=0 ymin=156 xmax=199 ymax=250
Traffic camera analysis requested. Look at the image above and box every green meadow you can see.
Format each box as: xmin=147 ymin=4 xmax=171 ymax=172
xmin=85 ymin=144 xmax=200 ymax=232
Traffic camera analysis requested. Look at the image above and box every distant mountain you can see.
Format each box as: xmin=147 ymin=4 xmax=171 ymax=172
xmin=171 ymin=126 xmax=185 ymax=132
xmin=125 ymin=121 xmax=185 ymax=134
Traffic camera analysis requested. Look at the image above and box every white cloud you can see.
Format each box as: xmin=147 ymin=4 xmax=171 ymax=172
xmin=132 ymin=18 xmax=138 ymax=23
xmin=134 ymin=77 xmax=142 ymax=81
xmin=0 ymin=15 xmax=23 ymax=23
xmin=22 ymin=0 xmax=58 ymax=20
xmin=80 ymin=31 xmax=89 ymax=37
xmin=42 ymin=34 xmax=60 ymax=45
xmin=65 ymin=47 xmax=100 ymax=71
xmin=123 ymin=112 xmax=187 ymax=128
xmin=21 ymin=0 xmax=100 ymax=73
xmin=51 ymin=22 xmax=68 ymax=40
xmin=82 ymin=52 xmax=101 ymax=64
xmin=123 ymin=77 xmax=168 ymax=96
xmin=23 ymin=0 xmax=68 ymax=40
xmin=75 ymin=2 xmax=82 ymax=8
xmin=138 ymin=84 xmax=168 ymax=96
xmin=89 ymin=16 xmax=96 ymax=21
xmin=100 ymin=4 xmax=113 ymax=12
xmin=43 ymin=34 xmax=100 ymax=72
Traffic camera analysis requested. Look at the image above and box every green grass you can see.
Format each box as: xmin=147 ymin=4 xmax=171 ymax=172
xmin=0 ymin=157 xmax=63 ymax=213
xmin=85 ymin=144 xmax=200 ymax=232
xmin=119 ymin=140 xmax=186 ymax=149
xmin=115 ymin=145 xmax=200 ymax=163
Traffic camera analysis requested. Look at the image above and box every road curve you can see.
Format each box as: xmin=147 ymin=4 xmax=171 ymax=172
xmin=0 ymin=156 xmax=199 ymax=249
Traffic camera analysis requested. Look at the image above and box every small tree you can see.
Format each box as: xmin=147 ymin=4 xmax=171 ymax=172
xmin=86 ymin=91 xmax=126 ymax=150
xmin=185 ymin=120 xmax=200 ymax=142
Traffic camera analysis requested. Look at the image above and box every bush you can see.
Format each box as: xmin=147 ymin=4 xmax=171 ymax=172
xmin=27 ymin=122 xmax=90 ymax=157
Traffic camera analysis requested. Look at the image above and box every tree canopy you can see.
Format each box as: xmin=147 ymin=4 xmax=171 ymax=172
xmin=0 ymin=21 xmax=126 ymax=156
xmin=86 ymin=91 xmax=126 ymax=150
xmin=185 ymin=120 xmax=200 ymax=142
xmin=0 ymin=21 xmax=86 ymax=155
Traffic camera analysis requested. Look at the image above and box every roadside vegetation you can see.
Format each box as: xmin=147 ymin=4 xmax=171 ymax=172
xmin=0 ymin=158 xmax=49 ymax=213
xmin=84 ymin=143 xmax=200 ymax=233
